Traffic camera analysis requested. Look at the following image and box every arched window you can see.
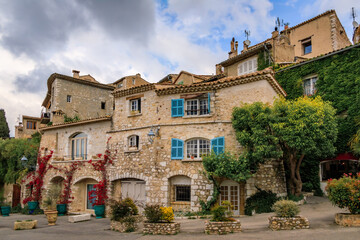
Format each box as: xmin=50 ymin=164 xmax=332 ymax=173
xmin=169 ymin=175 xmax=191 ymax=202
xmin=70 ymin=133 xmax=87 ymax=160
xmin=128 ymin=135 xmax=139 ymax=150
xmin=186 ymin=138 xmax=210 ymax=160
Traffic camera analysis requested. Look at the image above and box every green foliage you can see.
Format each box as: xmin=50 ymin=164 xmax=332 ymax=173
xmin=0 ymin=133 xmax=41 ymax=184
xmin=232 ymin=97 xmax=338 ymax=196
xmin=301 ymin=182 xmax=313 ymax=192
xmin=0 ymin=109 xmax=10 ymax=139
xmin=20 ymin=205 xmax=44 ymax=215
xmin=199 ymin=174 xmax=220 ymax=213
xmin=203 ymin=152 xmax=253 ymax=182
xmin=326 ymin=173 xmax=360 ymax=214
xmin=244 ymin=189 xmax=279 ymax=216
xmin=210 ymin=201 xmax=233 ymax=222
xmin=273 ymin=200 xmax=300 ymax=217
xmin=144 ymin=204 xmax=163 ymax=223
xmin=43 ymin=184 xmax=61 ymax=210
xmin=110 ymin=198 xmax=138 ymax=221
xmin=63 ymin=114 xmax=80 ymax=123
xmin=286 ymin=193 xmax=304 ymax=202
xmin=349 ymin=118 xmax=360 ymax=155
xmin=11 ymin=204 xmax=22 ymax=213
xmin=257 ymin=50 xmax=272 ymax=71
xmin=275 ymin=47 xmax=360 ymax=154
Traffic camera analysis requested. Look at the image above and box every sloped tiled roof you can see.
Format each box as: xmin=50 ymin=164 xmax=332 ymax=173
xmin=39 ymin=116 xmax=111 ymax=131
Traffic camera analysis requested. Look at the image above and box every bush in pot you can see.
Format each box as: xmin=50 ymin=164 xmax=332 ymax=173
xmin=269 ymin=200 xmax=309 ymax=230
xmin=326 ymin=173 xmax=360 ymax=226
xmin=110 ymin=198 xmax=139 ymax=232
xmin=143 ymin=204 xmax=179 ymax=235
xmin=42 ymin=184 xmax=61 ymax=225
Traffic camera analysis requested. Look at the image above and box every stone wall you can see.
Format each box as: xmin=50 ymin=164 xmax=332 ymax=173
xmin=50 ymin=78 xmax=113 ymax=124
xmin=269 ymin=216 xmax=310 ymax=230
xmin=335 ymin=213 xmax=360 ymax=227
xmin=205 ymin=220 xmax=242 ymax=234
xmin=143 ymin=222 xmax=180 ymax=235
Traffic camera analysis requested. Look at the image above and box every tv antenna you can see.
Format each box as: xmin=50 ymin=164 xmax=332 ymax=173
xmin=352 ymin=7 xmax=359 ymax=30
xmin=275 ymin=17 xmax=284 ymax=31
xmin=244 ymin=30 xmax=251 ymax=46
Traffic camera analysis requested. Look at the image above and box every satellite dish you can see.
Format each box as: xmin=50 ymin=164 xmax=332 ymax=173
xmin=353 ymin=20 xmax=359 ymax=28
xmin=244 ymin=39 xmax=251 ymax=46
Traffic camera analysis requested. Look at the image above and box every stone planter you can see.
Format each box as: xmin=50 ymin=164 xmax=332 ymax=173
xmin=269 ymin=216 xmax=310 ymax=230
xmin=335 ymin=213 xmax=360 ymax=227
xmin=110 ymin=220 xmax=138 ymax=232
xmin=205 ymin=220 xmax=242 ymax=235
xmin=44 ymin=210 xmax=58 ymax=225
xmin=14 ymin=220 xmax=37 ymax=230
xmin=143 ymin=222 xmax=180 ymax=235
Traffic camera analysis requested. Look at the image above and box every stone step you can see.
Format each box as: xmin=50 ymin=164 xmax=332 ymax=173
xmin=68 ymin=214 xmax=91 ymax=223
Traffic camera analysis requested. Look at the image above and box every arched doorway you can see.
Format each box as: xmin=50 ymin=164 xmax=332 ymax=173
xmin=220 ymin=180 xmax=244 ymax=215
xmin=73 ymin=178 xmax=99 ymax=213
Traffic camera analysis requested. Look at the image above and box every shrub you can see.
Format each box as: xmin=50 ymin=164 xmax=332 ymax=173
xmin=144 ymin=204 xmax=163 ymax=223
xmin=272 ymin=200 xmax=300 ymax=217
xmin=326 ymin=173 xmax=360 ymax=214
xmin=244 ymin=189 xmax=279 ymax=216
xmin=110 ymin=198 xmax=138 ymax=221
xmin=11 ymin=204 xmax=22 ymax=213
xmin=160 ymin=206 xmax=174 ymax=223
xmin=286 ymin=193 xmax=304 ymax=202
xmin=302 ymin=182 xmax=313 ymax=192
xmin=210 ymin=201 xmax=233 ymax=222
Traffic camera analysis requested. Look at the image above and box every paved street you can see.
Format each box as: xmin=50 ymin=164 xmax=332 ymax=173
xmin=1 ymin=196 xmax=359 ymax=240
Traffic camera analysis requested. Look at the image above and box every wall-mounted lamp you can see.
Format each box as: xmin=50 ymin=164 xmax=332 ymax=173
xmin=148 ymin=126 xmax=160 ymax=143
xmin=21 ymin=155 xmax=35 ymax=171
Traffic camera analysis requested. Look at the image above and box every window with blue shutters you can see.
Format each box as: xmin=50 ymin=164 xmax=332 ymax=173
xmin=171 ymin=99 xmax=184 ymax=117
xmin=211 ymin=137 xmax=225 ymax=155
xmin=171 ymin=138 xmax=184 ymax=159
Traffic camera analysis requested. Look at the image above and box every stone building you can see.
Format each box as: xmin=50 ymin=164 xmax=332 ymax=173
xmin=217 ymin=10 xmax=351 ymax=76
xmin=14 ymin=115 xmax=41 ymax=139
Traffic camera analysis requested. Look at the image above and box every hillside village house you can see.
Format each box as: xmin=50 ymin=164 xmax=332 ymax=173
xmin=18 ymin=10 xmax=355 ymax=215
xmin=14 ymin=115 xmax=41 ymax=139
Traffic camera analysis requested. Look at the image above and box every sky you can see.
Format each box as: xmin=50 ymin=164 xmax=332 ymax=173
xmin=0 ymin=0 xmax=358 ymax=137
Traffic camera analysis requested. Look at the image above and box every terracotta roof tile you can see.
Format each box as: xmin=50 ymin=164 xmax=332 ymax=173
xmin=39 ymin=116 xmax=111 ymax=131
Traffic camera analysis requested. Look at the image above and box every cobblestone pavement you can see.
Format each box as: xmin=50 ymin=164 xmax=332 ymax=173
xmin=0 ymin=196 xmax=359 ymax=240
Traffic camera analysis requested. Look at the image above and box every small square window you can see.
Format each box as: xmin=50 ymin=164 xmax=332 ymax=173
xmin=302 ymin=38 xmax=312 ymax=55
xmin=101 ymin=101 xmax=106 ymax=109
xmin=132 ymin=78 xmax=136 ymax=85
xmin=175 ymin=186 xmax=191 ymax=202
xmin=117 ymin=83 xmax=123 ymax=88
xmin=67 ymin=95 xmax=72 ymax=103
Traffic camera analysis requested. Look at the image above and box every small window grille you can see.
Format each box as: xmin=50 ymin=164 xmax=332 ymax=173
xmin=175 ymin=186 xmax=191 ymax=201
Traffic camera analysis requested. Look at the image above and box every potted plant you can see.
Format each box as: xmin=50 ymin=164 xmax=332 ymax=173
xmin=42 ymin=184 xmax=61 ymax=225
xmin=205 ymin=201 xmax=241 ymax=234
xmin=110 ymin=198 xmax=141 ymax=232
xmin=143 ymin=204 xmax=180 ymax=235
xmin=269 ymin=199 xmax=309 ymax=230
xmin=1 ymin=201 xmax=11 ymax=217
xmin=88 ymin=180 xmax=108 ymax=218
xmin=326 ymin=173 xmax=360 ymax=227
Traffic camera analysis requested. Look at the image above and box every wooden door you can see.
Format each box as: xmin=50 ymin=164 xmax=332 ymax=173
xmin=121 ymin=180 xmax=145 ymax=205
xmin=12 ymin=184 xmax=21 ymax=207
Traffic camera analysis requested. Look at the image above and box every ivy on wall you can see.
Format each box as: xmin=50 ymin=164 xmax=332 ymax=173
xmin=257 ymin=50 xmax=271 ymax=71
xmin=275 ymin=46 xmax=360 ymax=192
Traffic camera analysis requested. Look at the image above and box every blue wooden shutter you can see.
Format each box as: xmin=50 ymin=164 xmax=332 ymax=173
xmin=211 ymin=137 xmax=225 ymax=155
xmin=207 ymin=93 xmax=211 ymax=114
xmin=171 ymin=99 xmax=184 ymax=117
xmin=171 ymin=138 xmax=184 ymax=159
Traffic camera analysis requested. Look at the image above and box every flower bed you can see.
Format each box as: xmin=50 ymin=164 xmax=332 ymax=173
xmin=335 ymin=213 xmax=360 ymax=227
xmin=269 ymin=216 xmax=310 ymax=230
xmin=205 ymin=220 xmax=241 ymax=234
xmin=143 ymin=222 xmax=180 ymax=235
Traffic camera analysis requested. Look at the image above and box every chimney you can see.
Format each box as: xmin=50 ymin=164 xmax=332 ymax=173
xmin=72 ymin=70 xmax=80 ymax=78
xmin=136 ymin=73 xmax=141 ymax=78
xmin=228 ymin=37 xmax=238 ymax=58
xmin=215 ymin=64 xmax=222 ymax=75
xmin=272 ymin=30 xmax=279 ymax=38
xmin=284 ymin=25 xmax=289 ymax=30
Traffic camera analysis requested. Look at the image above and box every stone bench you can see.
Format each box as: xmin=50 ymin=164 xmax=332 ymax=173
xmin=68 ymin=214 xmax=91 ymax=223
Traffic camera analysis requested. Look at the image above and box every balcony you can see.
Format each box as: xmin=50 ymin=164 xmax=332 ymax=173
xmin=41 ymin=112 xmax=51 ymax=124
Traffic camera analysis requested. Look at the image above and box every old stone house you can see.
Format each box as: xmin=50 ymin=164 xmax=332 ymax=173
xmin=217 ymin=10 xmax=351 ymax=77
xmin=14 ymin=115 xmax=41 ymax=139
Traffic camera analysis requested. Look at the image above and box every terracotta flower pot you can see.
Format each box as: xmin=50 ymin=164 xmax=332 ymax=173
xmin=45 ymin=210 xmax=58 ymax=225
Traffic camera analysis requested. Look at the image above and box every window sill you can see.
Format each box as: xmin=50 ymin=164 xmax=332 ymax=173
xmin=182 ymin=114 xmax=212 ymax=119
xmin=182 ymin=159 xmax=202 ymax=162
xmin=128 ymin=113 xmax=142 ymax=118
xmin=171 ymin=201 xmax=191 ymax=205
xmin=303 ymin=52 xmax=312 ymax=56
xmin=124 ymin=150 xmax=140 ymax=154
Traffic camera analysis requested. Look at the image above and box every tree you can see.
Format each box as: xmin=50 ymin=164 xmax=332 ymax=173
xmin=349 ymin=119 xmax=360 ymax=155
xmin=0 ymin=109 xmax=10 ymax=139
xmin=232 ymin=97 xmax=337 ymax=196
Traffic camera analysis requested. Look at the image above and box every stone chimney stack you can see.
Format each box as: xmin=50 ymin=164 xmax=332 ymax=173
xmin=228 ymin=37 xmax=238 ymax=58
xmin=72 ymin=70 xmax=80 ymax=78
xmin=215 ymin=64 xmax=222 ymax=75
xmin=272 ymin=27 xmax=279 ymax=38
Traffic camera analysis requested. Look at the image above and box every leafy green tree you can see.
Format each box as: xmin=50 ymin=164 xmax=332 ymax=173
xmin=232 ymin=97 xmax=337 ymax=196
xmin=0 ymin=109 xmax=10 ymax=139
xmin=0 ymin=132 xmax=40 ymax=184
xmin=349 ymin=119 xmax=360 ymax=155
